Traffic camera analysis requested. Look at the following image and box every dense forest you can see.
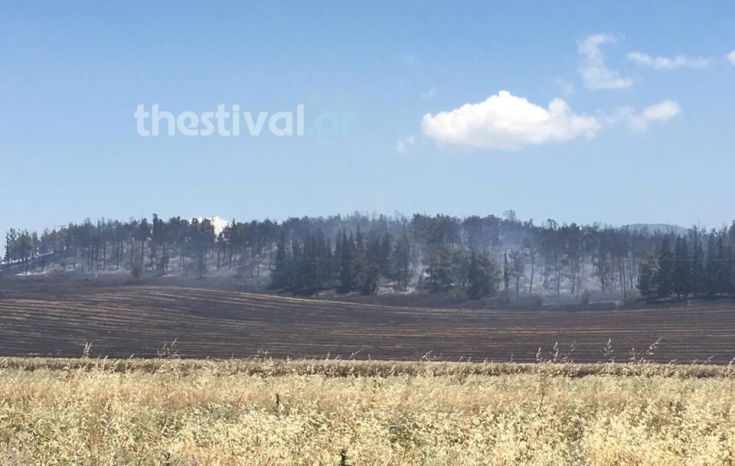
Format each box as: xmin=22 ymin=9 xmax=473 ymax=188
xmin=3 ymin=212 xmax=735 ymax=302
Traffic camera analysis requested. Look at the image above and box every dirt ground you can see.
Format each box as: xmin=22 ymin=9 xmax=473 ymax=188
xmin=1 ymin=276 xmax=734 ymax=362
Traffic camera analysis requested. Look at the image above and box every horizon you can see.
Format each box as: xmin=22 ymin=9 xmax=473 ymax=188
xmin=3 ymin=1 xmax=735 ymax=235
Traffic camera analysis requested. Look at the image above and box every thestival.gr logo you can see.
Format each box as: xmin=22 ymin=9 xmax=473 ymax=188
xmin=134 ymin=104 xmax=354 ymax=143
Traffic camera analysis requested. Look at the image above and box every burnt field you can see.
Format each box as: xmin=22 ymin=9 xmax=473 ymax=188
xmin=1 ymin=278 xmax=735 ymax=363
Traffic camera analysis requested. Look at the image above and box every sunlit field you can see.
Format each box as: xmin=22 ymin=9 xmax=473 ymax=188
xmin=1 ymin=358 xmax=734 ymax=465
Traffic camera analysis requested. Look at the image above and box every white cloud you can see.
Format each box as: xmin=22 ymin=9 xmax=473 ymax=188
xmin=420 ymin=86 xmax=438 ymax=99
xmin=421 ymin=90 xmax=600 ymax=151
xmin=394 ymin=136 xmax=416 ymax=153
xmin=578 ymin=34 xmax=633 ymax=90
xmin=624 ymin=100 xmax=681 ymax=131
xmin=628 ymin=51 xmax=710 ymax=70
xmin=728 ymin=50 xmax=735 ymax=65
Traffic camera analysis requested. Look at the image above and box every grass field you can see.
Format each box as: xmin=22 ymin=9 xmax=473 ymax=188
xmin=2 ymin=279 xmax=735 ymax=363
xmin=1 ymin=358 xmax=734 ymax=465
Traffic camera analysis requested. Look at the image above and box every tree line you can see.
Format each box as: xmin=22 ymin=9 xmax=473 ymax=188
xmin=5 ymin=211 xmax=715 ymax=301
xmin=637 ymin=226 xmax=735 ymax=301
xmin=269 ymin=229 xmax=501 ymax=298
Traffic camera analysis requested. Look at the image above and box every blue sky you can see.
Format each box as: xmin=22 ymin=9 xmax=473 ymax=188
xmin=1 ymin=1 xmax=735 ymax=236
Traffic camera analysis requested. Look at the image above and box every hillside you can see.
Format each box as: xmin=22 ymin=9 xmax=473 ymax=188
xmin=1 ymin=277 xmax=734 ymax=363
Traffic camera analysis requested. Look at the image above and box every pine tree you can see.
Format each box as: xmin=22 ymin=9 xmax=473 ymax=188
xmin=360 ymin=236 xmax=382 ymax=294
xmin=715 ymin=233 xmax=730 ymax=295
xmin=690 ymin=229 xmax=705 ymax=296
xmin=290 ymin=241 xmax=303 ymax=292
xmin=378 ymin=233 xmax=392 ymax=277
xmin=656 ymin=237 xmax=674 ymax=298
xmin=338 ymin=232 xmax=355 ymax=294
xmin=508 ymin=249 xmax=525 ymax=294
xmin=297 ymin=233 xmax=324 ymax=295
xmin=424 ymin=244 xmax=455 ymax=292
xmin=704 ymin=232 xmax=720 ymax=297
xmin=353 ymin=230 xmax=366 ymax=289
xmin=392 ymin=231 xmax=411 ymax=291
xmin=672 ymin=236 xmax=691 ymax=298
xmin=270 ymin=232 xmax=290 ymax=289
xmin=637 ymin=255 xmax=658 ymax=301
xmin=466 ymin=251 xmax=501 ymax=299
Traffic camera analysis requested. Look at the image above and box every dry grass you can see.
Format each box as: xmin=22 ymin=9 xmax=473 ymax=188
xmin=1 ymin=358 xmax=734 ymax=465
